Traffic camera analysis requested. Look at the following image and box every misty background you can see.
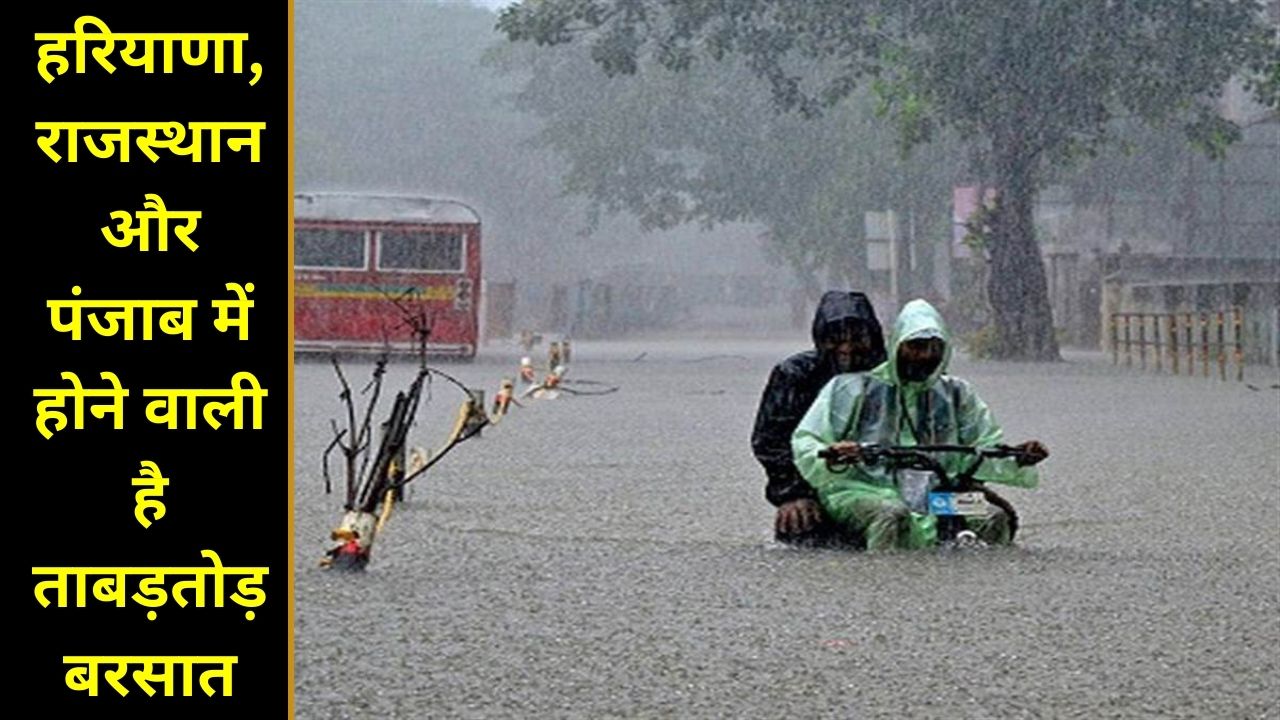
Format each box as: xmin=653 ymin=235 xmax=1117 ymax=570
xmin=293 ymin=7 xmax=1280 ymax=719
xmin=296 ymin=0 xmax=1279 ymax=356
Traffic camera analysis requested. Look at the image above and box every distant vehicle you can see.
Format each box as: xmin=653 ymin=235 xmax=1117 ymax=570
xmin=294 ymin=193 xmax=480 ymax=359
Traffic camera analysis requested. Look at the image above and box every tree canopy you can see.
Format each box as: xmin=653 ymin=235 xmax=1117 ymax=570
xmin=489 ymin=37 xmax=969 ymax=294
xmin=500 ymin=0 xmax=1280 ymax=359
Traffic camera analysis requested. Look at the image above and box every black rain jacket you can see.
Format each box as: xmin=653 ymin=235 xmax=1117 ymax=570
xmin=751 ymin=291 xmax=886 ymax=506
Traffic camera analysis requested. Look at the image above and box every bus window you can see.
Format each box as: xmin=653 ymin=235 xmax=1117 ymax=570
xmin=296 ymin=227 xmax=367 ymax=269
xmin=377 ymin=231 xmax=463 ymax=273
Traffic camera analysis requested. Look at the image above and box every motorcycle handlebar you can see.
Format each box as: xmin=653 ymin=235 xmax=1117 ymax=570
xmin=817 ymin=443 xmax=1031 ymax=463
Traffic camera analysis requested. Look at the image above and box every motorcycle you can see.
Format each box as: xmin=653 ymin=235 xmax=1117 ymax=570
xmin=816 ymin=443 xmax=1033 ymax=547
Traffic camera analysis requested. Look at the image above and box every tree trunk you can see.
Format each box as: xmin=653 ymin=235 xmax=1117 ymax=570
xmin=986 ymin=146 xmax=1061 ymax=361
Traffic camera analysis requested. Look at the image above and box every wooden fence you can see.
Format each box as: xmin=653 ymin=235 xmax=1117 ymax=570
xmin=1109 ymin=307 xmax=1245 ymax=381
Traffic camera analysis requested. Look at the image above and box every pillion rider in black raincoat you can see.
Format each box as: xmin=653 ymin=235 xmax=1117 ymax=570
xmin=752 ymin=291 xmax=887 ymax=545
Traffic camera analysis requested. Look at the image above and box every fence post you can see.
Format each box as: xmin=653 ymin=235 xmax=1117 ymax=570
xmin=1138 ymin=316 xmax=1147 ymax=370
xmin=1201 ymin=312 xmax=1210 ymax=379
xmin=1169 ymin=314 xmax=1179 ymax=375
xmin=1110 ymin=314 xmax=1118 ymax=365
xmin=1154 ymin=315 xmax=1162 ymax=373
xmin=1216 ymin=311 xmax=1226 ymax=381
xmin=1185 ymin=313 xmax=1194 ymax=376
xmin=1234 ymin=306 xmax=1244 ymax=382
xmin=1124 ymin=315 xmax=1133 ymax=368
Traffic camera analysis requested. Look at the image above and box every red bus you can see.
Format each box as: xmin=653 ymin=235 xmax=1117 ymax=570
xmin=294 ymin=193 xmax=481 ymax=358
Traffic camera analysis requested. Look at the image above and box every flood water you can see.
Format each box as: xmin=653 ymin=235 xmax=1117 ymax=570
xmin=295 ymin=339 xmax=1280 ymax=718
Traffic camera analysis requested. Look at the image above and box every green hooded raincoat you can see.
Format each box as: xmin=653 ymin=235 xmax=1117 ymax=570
xmin=791 ymin=299 xmax=1039 ymax=547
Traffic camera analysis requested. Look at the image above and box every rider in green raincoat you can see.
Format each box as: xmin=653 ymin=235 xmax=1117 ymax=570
xmin=791 ymin=299 xmax=1049 ymax=550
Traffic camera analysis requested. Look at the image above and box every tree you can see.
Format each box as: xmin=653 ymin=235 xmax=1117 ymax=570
xmin=489 ymin=34 xmax=969 ymax=305
xmin=295 ymin=0 xmax=590 ymax=285
xmin=499 ymin=0 xmax=1279 ymax=359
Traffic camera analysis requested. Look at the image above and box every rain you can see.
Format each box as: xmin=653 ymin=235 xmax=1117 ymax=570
xmin=294 ymin=1 xmax=1280 ymax=717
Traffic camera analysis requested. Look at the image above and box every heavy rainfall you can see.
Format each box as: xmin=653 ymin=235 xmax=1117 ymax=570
xmin=295 ymin=1 xmax=1280 ymax=717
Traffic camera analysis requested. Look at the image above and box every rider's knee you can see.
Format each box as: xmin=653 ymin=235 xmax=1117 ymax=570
xmin=879 ymin=502 xmax=911 ymax=525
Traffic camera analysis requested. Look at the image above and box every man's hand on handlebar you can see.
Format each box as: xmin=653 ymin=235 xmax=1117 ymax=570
xmin=823 ymin=441 xmax=863 ymax=468
xmin=1014 ymin=440 xmax=1049 ymax=466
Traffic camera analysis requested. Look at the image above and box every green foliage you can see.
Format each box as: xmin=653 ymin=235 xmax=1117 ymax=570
xmin=497 ymin=0 xmax=1279 ymax=358
xmin=958 ymin=319 xmax=1066 ymax=360
xmin=960 ymin=202 xmax=995 ymax=255
xmin=1185 ymin=110 xmax=1245 ymax=162
xmin=959 ymin=324 xmax=998 ymax=360
xmin=490 ymin=33 xmax=967 ymax=289
xmin=500 ymin=1 xmax=1277 ymax=156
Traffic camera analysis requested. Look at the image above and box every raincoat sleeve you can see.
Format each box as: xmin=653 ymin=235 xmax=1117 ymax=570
xmin=953 ymin=379 xmax=1039 ymax=488
xmin=791 ymin=375 xmax=881 ymax=525
xmin=752 ymin=365 xmax=818 ymax=506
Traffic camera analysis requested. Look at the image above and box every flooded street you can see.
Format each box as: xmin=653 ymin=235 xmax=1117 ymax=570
xmin=294 ymin=339 xmax=1279 ymax=718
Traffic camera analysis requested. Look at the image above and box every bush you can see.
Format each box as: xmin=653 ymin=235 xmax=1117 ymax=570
xmin=960 ymin=325 xmax=998 ymax=359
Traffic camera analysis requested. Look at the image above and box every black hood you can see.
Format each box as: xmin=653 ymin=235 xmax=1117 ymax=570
xmin=752 ymin=290 xmax=886 ymax=507
xmin=810 ymin=291 xmax=887 ymax=367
